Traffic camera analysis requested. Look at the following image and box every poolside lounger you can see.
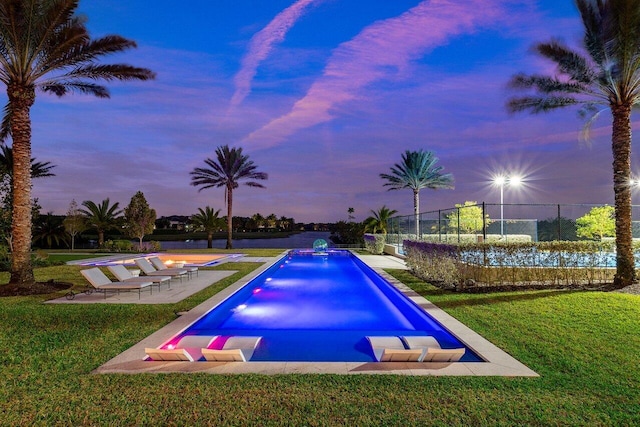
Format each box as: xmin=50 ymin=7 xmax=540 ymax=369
xmin=145 ymin=348 xmax=194 ymax=362
xmin=401 ymin=336 xmax=465 ymax=362
xmin=174 ymin=335 xmax=219 ymax=361
xmin=202 ymin=336 xmax=262 ymax=362
xmin=149 ymin=256 xmax=198 ymax=278
xmin=366 ymin=336 xmax=421 ymax=362
xmin=134 ymin=258 xmax=188 ymax=282
xmin=80 ymin=268 xmax=153 ymax=299
xmin=107 ymin=265 xmax=171 ymax=291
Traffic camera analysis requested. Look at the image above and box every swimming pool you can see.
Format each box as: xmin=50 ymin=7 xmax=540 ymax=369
xmin=160 ymin=250 xmax=482 ymax=362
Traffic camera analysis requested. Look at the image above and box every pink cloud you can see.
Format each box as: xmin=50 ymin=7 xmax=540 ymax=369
xmin=229 ymin=0 xmax=322 ymax=109
xmin=243 ymin=0 xmax=515 ymax=148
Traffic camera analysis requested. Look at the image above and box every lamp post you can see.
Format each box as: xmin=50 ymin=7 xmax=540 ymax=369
xmin=494 ymin=175 xmax=521 ymax=238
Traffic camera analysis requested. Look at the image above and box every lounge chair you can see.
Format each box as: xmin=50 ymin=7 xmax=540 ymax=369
xmin=366 ymin=336 xmax=422 ymax=362
xmin=150 ymin=256 xmax=198 ymax=278
xmin=145 ymin=335 xmax=219 ymax=362
xmin=202 ymin=336 xmax=262 ymax=362
xmin=80 ymin=268 xmax=153 ymax=299
xmin=107 ymin=265 xmax=172 ymax=291
xmin=401 ymin=336 xmax=465 ymax=362
xmin=134 ymin=258 xmax=188 ymax=282
xmin=144 ymin=348 xmax=194 ymax=362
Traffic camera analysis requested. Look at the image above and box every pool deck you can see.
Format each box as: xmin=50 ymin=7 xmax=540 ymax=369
xmin=92 ymin=253 xmax=538 ymax=377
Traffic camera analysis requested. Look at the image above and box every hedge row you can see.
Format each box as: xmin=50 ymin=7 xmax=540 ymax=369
xmin=403 ymin=240 xmax=634 ymax=291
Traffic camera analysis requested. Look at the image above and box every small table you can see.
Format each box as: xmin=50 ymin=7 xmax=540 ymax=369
xmin=129 ymin=269 xmax=141 ymax=277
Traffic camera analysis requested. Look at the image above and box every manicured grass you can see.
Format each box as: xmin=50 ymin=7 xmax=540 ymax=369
xmin=0 ymin=263 xmax=638 ymax=425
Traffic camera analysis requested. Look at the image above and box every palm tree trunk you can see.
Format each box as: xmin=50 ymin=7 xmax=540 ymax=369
xmin=413 ymin=189 xmax=420 ymax=238
xmin=8 ymin=85 xmax=35 ymax=287
xmin=207 ymin=232 xmax=213 ymax=249
xmin=98 ymin=231 xmax=104 ymax=247
xmin=611 ymin=104 xmax=635 ymax=287
xmin=226 ymin=186 xmax=233 ymax=249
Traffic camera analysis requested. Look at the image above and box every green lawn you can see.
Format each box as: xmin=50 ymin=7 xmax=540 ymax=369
xmin=0 ymin=262 xmax=638 ymax=425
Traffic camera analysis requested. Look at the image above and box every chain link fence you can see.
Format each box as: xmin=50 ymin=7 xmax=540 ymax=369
xmin=386 ymin=202 xmax=640 ymax=247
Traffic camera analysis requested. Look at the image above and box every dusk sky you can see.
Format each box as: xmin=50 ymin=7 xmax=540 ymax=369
xmin=19 ymin=0 xmax=637 ymax=223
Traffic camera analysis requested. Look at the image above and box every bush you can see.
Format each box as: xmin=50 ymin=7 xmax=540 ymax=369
xmin=364 ymin=234 xmax=386 ymax=254
xmin=403 ymin=239 xmax=631 ymax=291
xmin=135 ymin=241 xmax=161 ymax=252
xmin=100 ymin=239 xmax=134 ymax=252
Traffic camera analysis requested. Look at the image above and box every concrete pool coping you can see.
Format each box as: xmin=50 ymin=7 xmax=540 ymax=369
xmin=94 ymin=252 xmax=538 ymax=377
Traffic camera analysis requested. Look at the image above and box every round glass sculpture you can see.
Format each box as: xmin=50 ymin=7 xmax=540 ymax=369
xmin=312 ymin=239 xmax=328 ymax=252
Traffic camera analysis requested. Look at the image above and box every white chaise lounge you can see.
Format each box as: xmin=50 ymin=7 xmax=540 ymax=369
xmin=107 ymin=265 xmax=171 ymax=291
xmin=80 ymin=268 xmax=153 ymax=299
xmin=401 ymin=336 xmax=465 ymax=362
xmin=134 ymin=258 xmax=188 ymax=282
xmin=149 ymin=256 xmax=198 ymax=278
xmin=366 ymin=336 xmax=422 ymax=362
xmin=201 ymin=336 xmax=262 ymax=362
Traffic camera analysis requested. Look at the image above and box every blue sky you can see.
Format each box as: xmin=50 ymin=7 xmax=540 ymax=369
xmin=20 ymin=0 xmax=635 ymax=222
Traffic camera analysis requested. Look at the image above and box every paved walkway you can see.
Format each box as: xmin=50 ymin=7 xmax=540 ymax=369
xmin=46 ymin=270 xmax=237 ymax=304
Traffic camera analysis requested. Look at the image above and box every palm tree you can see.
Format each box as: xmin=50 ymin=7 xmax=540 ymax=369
xmin=507 ymin=0 xmax=639 ymax=287
xmin=380 ymin=150 xmax=454 ymax=237
xmin=33 ymin=212 xmax=67 ymax=249
xmin=0 ymin=145 xmax=55 ymax=250
xmin=80 ymin=199 xmax=123 ymax=248
xmin=0 ymin=0 xmax=155 ymax=287
xmin=190 ymin=145 xmax=268 ymax=249
xmin=190 ymin=206 xmax=223 ymax=249
xmin=364 ymin=205 xmax=398 ymax=234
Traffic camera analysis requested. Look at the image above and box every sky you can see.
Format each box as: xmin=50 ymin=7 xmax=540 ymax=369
xmin=16 ymin=0 xmax=639 ymax=223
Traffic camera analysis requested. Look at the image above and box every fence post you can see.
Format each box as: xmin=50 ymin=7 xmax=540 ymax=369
xmin=557 ymin=204 xmax=561 ymax=241
xmin=438 ymin=210 xmax=442 ymax=242
xmin=457 ymin=207 xmax=461 ymax=243
xmin=482 ymin=202 xmax=487 ymax=241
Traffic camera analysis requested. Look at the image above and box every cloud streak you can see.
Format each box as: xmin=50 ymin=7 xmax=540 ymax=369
xmin=229 ymin=0 xmax=322 ymax=109
xmin=243 ymin=0 xmax=512 ymax=148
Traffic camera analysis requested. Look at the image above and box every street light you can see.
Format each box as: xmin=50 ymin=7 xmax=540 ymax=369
xmin=494 ymin=175 xmax=521 ymax=238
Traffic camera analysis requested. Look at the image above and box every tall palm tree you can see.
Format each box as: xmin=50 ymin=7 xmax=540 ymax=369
xmin=364 ymin=205 xmax=398 ymax=234
xmin=80 ymin=199 xmax=123 ymax=248
xmin=190 ymin=145 xmax=268 ymax=249
xmin=190 ymin=206 xmax=223 ymax=249
xmin=507 ymin=0 xmax=639 ymax=287
xmin=380 ymin=150 xmax=454 ymax=237
xmin=0 ymin=0 xmax=155 ymax=287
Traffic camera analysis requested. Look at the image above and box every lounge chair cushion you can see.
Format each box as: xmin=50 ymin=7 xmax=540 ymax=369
xmin=145 ymin=348 xmax=194 ymax=362
xmin=202 ymin=348 xmax=246 ymax=362
xmin=422 ymin=348 xmax=465 ymax=362
xmin=366 ymin=336 xmax=406 ymax=362
xmin=380 ymin=348 xmax=423 ymax=362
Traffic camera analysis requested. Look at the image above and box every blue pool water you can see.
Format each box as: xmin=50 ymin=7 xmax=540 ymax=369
xmin=165 ymin=250 xmax=482 ymax=362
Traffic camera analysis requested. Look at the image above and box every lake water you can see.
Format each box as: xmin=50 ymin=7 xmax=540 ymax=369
xmin=159 ymin=231 xmax=333 ymax=250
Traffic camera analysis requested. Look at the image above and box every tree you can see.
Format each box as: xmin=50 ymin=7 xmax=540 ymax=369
xmin=190 ymin=145 xmax=268 ymax=249
xmin=63 ymin=199 xmax=87 ymax=251
xmin=537 ymin=216 xmax=578 ymax=241
xmin=507 ymin=0 xmax=639 ymax=286
xmin=0 ymin=0 xmax=155 ymax=288
xmin=0 ymin=145 xmax=55 ymax=249
xmin=364 ymin=205 xmax=398 ymax=234
xmin=446 ymin=201 xmax=491 ymax=234
xmin=190 ymin=206 xmax=223 ymax=249
xmin=576 ymin=205 xmax=616 ymax=241
xmin=347 ymin=207 xmax=355 ymax=222
xmin=80 ymin=199 xmax=123 ymax=247
xmin=380 ymin=150 xmax=454 ymax=236
xmin=33 ymin=212 xmax=66 ymax=249
xmin=123 ymin=191 xmax=156 ymax=248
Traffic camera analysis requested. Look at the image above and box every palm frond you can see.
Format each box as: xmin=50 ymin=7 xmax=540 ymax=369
xmin=507 ymin=96 xmax=580 ymax=114
xmin=536 ymin=40 xmax=596 ymax=84
xmin=0 ymin=101 xmax=13 ymax=141
xmin=40 ymin=81 xmax=109 ymax=97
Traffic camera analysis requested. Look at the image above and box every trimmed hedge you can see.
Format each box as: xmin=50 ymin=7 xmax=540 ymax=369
xmin=403 ymin=239 xmax=633 ymax=291
xmin=364 ymin=234 xmax=386 ymax=254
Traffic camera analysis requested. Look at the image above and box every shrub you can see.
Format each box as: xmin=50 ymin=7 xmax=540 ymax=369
xmin=403 ymin=239 xmax=630 ymax=291
xmin=364 ymin=234 xmax=386 ymax=254
xmin=101 ymin=239 xmax=134 ymax=252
